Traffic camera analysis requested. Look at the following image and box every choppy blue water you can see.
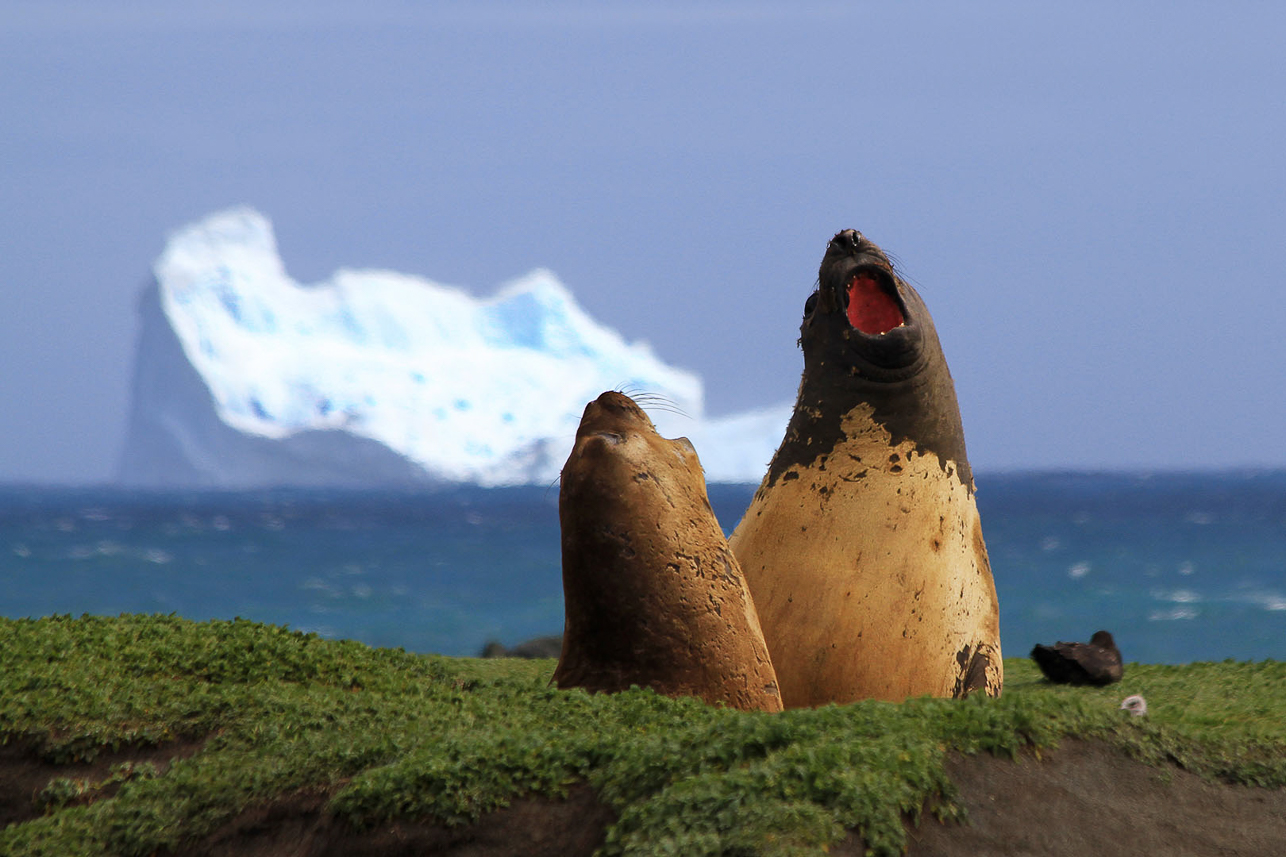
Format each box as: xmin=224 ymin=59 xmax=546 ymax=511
xmin=2 ymin=472 xmax=1284 ymax=664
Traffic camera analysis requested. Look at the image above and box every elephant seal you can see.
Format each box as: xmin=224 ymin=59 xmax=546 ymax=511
xmin=552 ymin=391 xmax=783 ymax=712
xmin=728 ymin=229 xmax=1001 ymax=706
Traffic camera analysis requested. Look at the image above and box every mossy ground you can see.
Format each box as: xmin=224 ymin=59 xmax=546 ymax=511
xmin=2 ymin=614 xmax=1284 ymax=856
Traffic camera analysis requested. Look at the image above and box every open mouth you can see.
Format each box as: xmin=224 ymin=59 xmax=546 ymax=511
xmin=845 ymin=272 xmax=905 ymax=335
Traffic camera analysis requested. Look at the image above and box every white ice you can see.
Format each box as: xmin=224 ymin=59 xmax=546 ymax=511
xmin=153 ymin=208 xmax=790 ymax=486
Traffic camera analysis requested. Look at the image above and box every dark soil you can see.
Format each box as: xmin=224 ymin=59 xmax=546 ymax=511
xmin=5 ymin=739 xmax=1286 ymax=856
xmin=0 ymin=737 xmax=205 ymax=828
xmin=186 ymin=784 xmax=613 ymax=857
xmin=903 ymin=739 xmax=1286 ymax=857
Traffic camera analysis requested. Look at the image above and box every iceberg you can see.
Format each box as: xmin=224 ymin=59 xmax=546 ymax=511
xmin=117 ymin=208 xmax=790 ymax=488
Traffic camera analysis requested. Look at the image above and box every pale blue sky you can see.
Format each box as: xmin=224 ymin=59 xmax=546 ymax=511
xmin=2 ymin=1 xmax=1284 ymax=482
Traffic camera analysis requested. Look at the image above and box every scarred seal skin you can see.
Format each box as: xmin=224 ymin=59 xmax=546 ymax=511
xmin=728 ymin=230 xmax=1002 ymax=707
xmin=553 ymin=391 xmax=783 ymax=712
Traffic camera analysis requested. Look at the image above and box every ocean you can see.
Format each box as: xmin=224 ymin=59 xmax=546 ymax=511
xmin=2 ymin=471 xmax=1284 ymax=665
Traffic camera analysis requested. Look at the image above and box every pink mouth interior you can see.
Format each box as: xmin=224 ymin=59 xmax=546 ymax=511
xmin=846 ymin=273 xmax=905 ymax=334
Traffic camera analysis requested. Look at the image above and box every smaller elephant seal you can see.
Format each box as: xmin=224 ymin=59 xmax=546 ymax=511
xmin=1031 ymin=630 xmax=1123 ymax=686
xmin=552 ymin=391 xmax=783 ymax=713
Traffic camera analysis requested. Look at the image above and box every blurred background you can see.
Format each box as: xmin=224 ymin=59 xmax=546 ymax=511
xmin=3 ymin=1 xmax=1285 ymax=484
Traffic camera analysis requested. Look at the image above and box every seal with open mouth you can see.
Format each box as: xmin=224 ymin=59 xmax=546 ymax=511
xmin=728 ymin=230 xmax=1001 ymax=706
xmin=553 ymin=391 xmax=783 ymax=712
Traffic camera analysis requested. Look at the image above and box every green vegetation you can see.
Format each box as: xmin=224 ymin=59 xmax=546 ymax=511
xmin=2 ymin=614 xmax=1285 ymax=856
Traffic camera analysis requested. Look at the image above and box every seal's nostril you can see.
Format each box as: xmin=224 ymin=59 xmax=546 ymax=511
xmin=829 ymin=230 xmax=864 ymax=253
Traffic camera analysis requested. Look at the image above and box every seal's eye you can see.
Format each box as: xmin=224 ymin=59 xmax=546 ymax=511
xmin=803 ymin=291 xmax=818 ymax=318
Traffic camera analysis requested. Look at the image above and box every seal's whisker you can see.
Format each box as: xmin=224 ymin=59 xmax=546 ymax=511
xmin=632 ymin=394 xmax=679 ymax=408
xmin=630 ymin=392 xmax=683 ymax=408
xmin=639 ymin=403 xmax=692 ymax=420
xmin=618 ymin=387 xmax=662 ymax=400
xmin=883 ymin=249 xmax=906 ymax=275
xmin=882 ymin=253 xmax=922 ymax=288
xmin=615 ymin=388 xmax=691 ymax=421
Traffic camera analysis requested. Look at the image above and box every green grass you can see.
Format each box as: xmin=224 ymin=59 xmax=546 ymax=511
xmin=2 ymin=614 xmax=1285 ymax=856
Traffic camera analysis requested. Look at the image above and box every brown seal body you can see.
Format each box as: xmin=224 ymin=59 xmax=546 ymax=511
xmin=553 ymin=391 xmax=783 ymax=712
xmin=729 ymin=230 xmax=1001 ymax=707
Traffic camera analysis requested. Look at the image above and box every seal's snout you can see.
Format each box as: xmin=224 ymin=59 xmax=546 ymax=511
xmin=593 ymin=391 xmax=642 ymax=414
xmin=824 ymin=228 xmax=890 ymax=269
xmin=829 ymin=229 xmax=866 ymax=252
xmin=578 ymin=391 xmax=652 ymax=436
xmin=818 ymin=230 xmax=906 ymax=336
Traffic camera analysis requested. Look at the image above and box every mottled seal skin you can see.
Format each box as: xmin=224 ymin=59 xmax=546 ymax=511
xmin=729 ymin=230 xmax=1001 ymax=707
xmin=553 ymin=391 xmax=783 ymax=713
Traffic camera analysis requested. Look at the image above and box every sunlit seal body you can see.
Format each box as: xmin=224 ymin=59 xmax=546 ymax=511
xmin=553 ymin=392 xmax=783 ymax=712
xmin=729 ymin=230 xmax=1001 ymax=706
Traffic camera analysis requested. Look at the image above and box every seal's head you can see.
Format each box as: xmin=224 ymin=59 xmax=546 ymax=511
xmin=765 ymin=229 xmax=973 ymax=490
xmin=564 ymin=391 xmax=703 ymax=495
xmin=803 ymin=229 xmax=927 ymax=379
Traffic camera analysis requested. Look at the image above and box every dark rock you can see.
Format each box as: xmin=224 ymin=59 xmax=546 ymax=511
xmin=479 ymin=634 xmax=562 ymax=659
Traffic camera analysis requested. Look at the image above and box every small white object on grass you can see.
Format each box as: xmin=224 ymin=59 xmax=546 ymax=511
xmin=1120 ymin=694 xmax=1147 ymax=716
